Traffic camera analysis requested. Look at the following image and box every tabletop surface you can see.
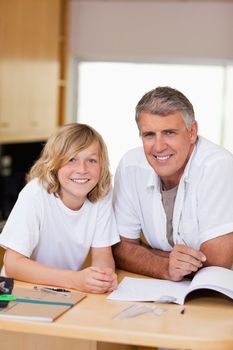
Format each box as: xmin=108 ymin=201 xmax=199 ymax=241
xmin=0 ymin=270 xmax=232 ymax=350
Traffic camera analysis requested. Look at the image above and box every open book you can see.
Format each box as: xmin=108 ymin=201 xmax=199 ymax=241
xmin=108 ymin=266 xmax=233 ymax=305
xmin=0 ymin=286 xmax=86 ymax=322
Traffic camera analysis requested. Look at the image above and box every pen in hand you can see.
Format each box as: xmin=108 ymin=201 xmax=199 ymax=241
xmin=177 ymin=232 xmax=188 ymax=246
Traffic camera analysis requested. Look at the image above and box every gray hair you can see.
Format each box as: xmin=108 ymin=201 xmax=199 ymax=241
xmin=135 ymin=86 xmax=195 ymax=129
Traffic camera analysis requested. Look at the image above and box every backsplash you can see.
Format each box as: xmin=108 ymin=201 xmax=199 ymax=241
xmin=0 ymin=141 xmax=44 ymax=225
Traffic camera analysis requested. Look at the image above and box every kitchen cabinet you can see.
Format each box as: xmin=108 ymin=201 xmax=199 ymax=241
xmin=0 ymin=0 xmax=68 ymax=143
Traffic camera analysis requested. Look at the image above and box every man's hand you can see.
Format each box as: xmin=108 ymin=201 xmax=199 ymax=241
xmin=168 ymin=244 xmax=206 ymax=281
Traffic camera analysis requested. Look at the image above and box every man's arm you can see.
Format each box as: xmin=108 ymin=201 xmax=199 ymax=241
xmin=200 ymin=232 xmax=233 ymax=268
xmin=112 ymin=237 xmax=170 ymax=279
xmin=113 ymin=236 xmax=206 ymax=281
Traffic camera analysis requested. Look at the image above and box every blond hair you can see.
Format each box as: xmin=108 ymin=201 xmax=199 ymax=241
xmin=27 ymin=123 xmax=111 ymax=202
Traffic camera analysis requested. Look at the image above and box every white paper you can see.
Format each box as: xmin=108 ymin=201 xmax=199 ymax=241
xmin=108 ymin=266 xmax=233 ymax=305
xmin=108 ymin=277 xmax=190 ymax=304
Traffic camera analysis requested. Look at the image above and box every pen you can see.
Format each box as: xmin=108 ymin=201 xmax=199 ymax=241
xmin=181 ymin=237 xmax=188 ymax=246
xmin=33 ymin=286 xmax=70 ymax=296
xmin=180 ymin=307 xmax=185 ymax=315
xmin=177 ymin=232 xmax=188 ymax=246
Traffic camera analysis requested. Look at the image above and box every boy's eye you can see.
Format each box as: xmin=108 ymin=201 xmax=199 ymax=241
xmin=88 ymin=159 xmax=97 ymax=164
xmin=69 ymin=158 xmax=76 ymax=163
xmin=164 ymin=130 xmax=175 ymax=136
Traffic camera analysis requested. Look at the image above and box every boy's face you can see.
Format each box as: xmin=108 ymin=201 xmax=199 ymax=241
xmin=139 ymin=111 xmax=198 ymax=190
xmin=58 ymin=141 xmax=101 ymax=210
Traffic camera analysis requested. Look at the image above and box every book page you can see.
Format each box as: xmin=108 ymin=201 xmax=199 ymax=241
xmin=108 ymin=267 xmax=233 ymax=304
xmin=107 ymin=277 xmax=190 ymax=305
xmin=187 ymin=266 xmax=233 ymax=299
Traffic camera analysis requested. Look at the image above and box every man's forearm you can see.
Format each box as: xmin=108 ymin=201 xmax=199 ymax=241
xmin=201 ymin=232 xmax=233 ymax=268
xmin=113 ymin=240 xmax=170 ymax=279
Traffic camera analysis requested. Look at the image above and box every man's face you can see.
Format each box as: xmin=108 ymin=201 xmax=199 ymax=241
xmin=138 ymin=111 xmax=198 ymax=189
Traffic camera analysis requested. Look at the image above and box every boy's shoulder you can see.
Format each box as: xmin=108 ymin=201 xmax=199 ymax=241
xmin=20 ymin=178 xmax=47 ymax=198
xmin=88 ymin=189 xmax=113 ymax=208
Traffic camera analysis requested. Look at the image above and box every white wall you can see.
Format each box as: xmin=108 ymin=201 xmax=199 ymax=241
xmin=68 ymin=0 xmax=233 ymax=152
xmin=70 ymin=0 xmax=233 ymax=62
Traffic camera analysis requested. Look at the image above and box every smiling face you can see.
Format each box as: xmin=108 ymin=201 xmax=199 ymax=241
xmin=57 ymin=141 xmax=101 ymax=210
xmin=139 ymin=111 xmax=198 ymax=190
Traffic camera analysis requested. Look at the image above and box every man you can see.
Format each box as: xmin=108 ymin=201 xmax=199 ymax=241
xmin=113 ymin=86 xmax=233 ymax=281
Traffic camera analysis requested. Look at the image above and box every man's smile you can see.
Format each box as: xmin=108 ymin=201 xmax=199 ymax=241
xmin=153 ymin=154 xmax=173 ymax=161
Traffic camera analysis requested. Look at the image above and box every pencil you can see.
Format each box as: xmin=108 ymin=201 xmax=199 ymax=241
xmin=180 ymin=307 xmax=185 ymax=315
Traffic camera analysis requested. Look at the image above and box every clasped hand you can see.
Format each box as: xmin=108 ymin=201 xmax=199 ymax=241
xmin=74 ymin=266 xmax=118 ymax=294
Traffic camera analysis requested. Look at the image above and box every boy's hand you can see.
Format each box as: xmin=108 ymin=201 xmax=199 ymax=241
xmin=73 ymin=266 xmax=117 ymax=294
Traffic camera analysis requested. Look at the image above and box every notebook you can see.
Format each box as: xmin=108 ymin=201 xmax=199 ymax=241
xmin=0 ymin=285 xmax=86 ymax=322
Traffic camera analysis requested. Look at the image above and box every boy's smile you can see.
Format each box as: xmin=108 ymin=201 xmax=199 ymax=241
xmin=58 ymin=141 xmax=101 ymax=210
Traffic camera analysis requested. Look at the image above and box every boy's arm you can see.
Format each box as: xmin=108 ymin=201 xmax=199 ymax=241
xmin=4 ymin=248 xmax=116 ymax=294
xmin=91 ymin=246 xmax=115 ymax=270
xmin=91 ymin=247 xmax=117 ymax=290
xmin=5 ymin=248 xmax=75 ymax=287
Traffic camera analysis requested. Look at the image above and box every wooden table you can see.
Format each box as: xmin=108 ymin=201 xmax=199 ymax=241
xmin=0 ymin=270 xmax=233 ymax=350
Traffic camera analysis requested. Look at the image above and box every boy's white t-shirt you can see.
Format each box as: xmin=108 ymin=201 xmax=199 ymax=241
xmin=0 ymin=178 xmax=120 ymax=272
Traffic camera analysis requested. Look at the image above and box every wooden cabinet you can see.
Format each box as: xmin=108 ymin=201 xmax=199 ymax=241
xmin=0 ymin=0 xmax=68 ymax=143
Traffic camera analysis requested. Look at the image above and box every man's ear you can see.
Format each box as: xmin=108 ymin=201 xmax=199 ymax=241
xmin=189 ymin=121 xmax=198 ymax=144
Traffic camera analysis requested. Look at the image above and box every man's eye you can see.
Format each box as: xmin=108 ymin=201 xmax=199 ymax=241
xmin=142 ymin=133 xmax=154 ymax=139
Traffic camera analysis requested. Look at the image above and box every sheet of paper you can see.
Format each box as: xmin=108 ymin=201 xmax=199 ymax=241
xmin=107 ymin=277 xmax=190 ymax=305
xmin=189 ymin=266 xmax=233 ymax=291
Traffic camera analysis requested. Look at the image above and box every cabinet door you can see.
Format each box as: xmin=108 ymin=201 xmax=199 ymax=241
xmin=0 ymin=0 xmax=61 ymax=143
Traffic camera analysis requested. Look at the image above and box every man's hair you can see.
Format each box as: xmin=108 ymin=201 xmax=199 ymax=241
xmin=135 ymin=86 xmax=195 ymax=128
xmin=27 ymin=123 xmax=111 ymax=202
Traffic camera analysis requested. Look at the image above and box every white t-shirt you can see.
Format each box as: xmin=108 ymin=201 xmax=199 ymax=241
xmin=0 ymin=178 xmax=120 ymax=271
xmin=113 ymin=136 xmax=233 ymax=251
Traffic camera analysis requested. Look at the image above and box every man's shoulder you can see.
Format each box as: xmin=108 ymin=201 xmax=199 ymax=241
xmin=195 ymin=136 xmax=233 ymax=164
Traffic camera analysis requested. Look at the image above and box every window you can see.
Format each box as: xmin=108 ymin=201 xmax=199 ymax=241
xmin=77 ymin=62 xmax=231 ymax=174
